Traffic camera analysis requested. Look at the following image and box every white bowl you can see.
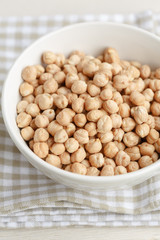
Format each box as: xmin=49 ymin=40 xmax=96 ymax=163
xmin=1 ymin=22 xmax=160 ymax=191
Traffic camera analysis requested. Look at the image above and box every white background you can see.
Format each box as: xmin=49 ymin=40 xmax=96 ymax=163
xmin=1 ymin=0 xmax=160 ymax=239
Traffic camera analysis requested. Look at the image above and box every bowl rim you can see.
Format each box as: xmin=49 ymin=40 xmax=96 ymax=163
xmin=1 ymin=21 xmax=160 ymax=184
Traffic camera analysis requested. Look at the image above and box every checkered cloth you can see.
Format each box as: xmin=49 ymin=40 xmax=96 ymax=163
xmin=1 ymin=11 xmax=160 ymax=228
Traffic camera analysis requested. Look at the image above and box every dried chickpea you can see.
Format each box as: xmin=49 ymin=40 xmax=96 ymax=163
xmin=113 ymin=128 xmax=124 ymax=142
xmin=38 ymin=93 xmax=53 ymax=110
xmin=17 ymin=100 xmax=28 ymax=113
xmin=127 ymin=161 xmax=139 ymax=172
xmin=135 ymin=123 xmax=150 ymax=138
xmin=103 ymin=100 xmax=119 ymax=114
xmin=50 ymin=143 xmax=65 ymax=155
xmin=103 ymin=142 xmax=118 ymax=158
xmin=111 ymin=62 xmax=122 ymax=75
xmin=89 ymin=153 xmax=104 ymax=168
xmin=124 ymin=147 xmax=141 ymax=161
xmin=114 ymin=166 xmax=127 ymax=175
xmin=71 ymin=162 xmax=87 ymax=175
xmin=110 ymin=114 xmax=122 ymax=129
xmin=122 ymin=95 xmax=133 ymax=106
xmin=71 ymin=147 xmax=86 ymax=163
xmin=152 ymin=152 xmax=159 ymax=162
xmin=71 ymin=80 xmax=87 ymax=94
xmin=19 ymin=82 xmax=34 ymax=97
xmin=23 ymin=94 xmax=35 ymax=103
xmin=104 ymin=158 xmax=116 ymax=168
xmin=65 ymin=138 xmax=79 ymax=153
xmin=139 ymin=142 xmax=155 ymax=156
xmin=132 ymin=106 xmax=148 ymax=124
xmin=146 ymin=115 xmax=155 ymax=129
xmin=29 ymin=119 xmax=37 ymax=130
xmin=154 ymin=139 xmax=160 ymax=153
xmin=71 ymin=98 xmax=84 ymax=113
xmin=142 ymin=88 xmax=154 ymax=102
xmin=47 ymin=137 xmax=54 ymax=148
xmin=29 ymin=140 xmax=34 ymax=150
xmin=155 ymin=68 xmax=160 ymax=79
xmin=115 ymin=150 xmax=130 ymax=167
xmin=142 ymin=101 xmax=150 ymax=113
xmin=22 ymin=66 xmax=37 ymax=82
xmin=87 ymin=167 xmax=100 ymax=176
xmin=78 ymin=72 xmax=89 ymax=82
xmin=53 ymin=71 xmax=65 ymax=84
xmin=74 ymin=114 xmax=87 ymax=127
xmin=46 ymin=64 xmax=60 ymax=75
xmin=79 ymin=93 xmax=90 ymax=101
xmin=42 ymin=109 xmax=55 ymax=122
xmin=47 ymin=120 xmax=63 ymax=136
xmin=56 ymin=87 xmax=71 ymax=96
xmin=46 ymin=154 xmax=62 ymax=168
xmin=81 ymin=159 xmax=90 ymax=168
xmin=85 ymin=122 xmax=97 ymax=137
xmin=34 ymin=64 xmax=45 ymax=78
xmin=97 ymin=115 xmax=112 ymax=133
xmin=129 ymin=91 xmax=145 ymax=106
xmin=63 ymin=64 xmax=77 ymax=74
xmin=42 ymin=51 xmax=56 ymax=64
xmin=83 ymin=60 xmax=99 ymax=77
xmin=87 ymin=81 xmax=100 ymax=97
xmin=35 ymin=114 xmax=49 ymax=128
xmin=34 ymin=85 xmax=44 ymax=96
xmin=43 ymin=78 xmax=58 ymax=94
xmin=66 ymin=93 xmax=78 ymax=105
xmin=130 ymin=61 xmax=141 ymax=69
xmin=93 ymin=72 xmax=108 ymax=87
xmin=118 ymin=103 xmax=130 ymax=118
xmin=67 ymin=54 xmax=81 ymax=65
xmin=56 ymin=109 xmax=72 ymax=126
xmin=146 ymin=129 xmax=159 ymax=144
xmin=140 ymin=65 xmax=151 ymax=79
xmin=104 ymin=47 xmax=120 ymax=63
xmin=33 ymin=142 xmax=49 ymax=158
xmin=85 ymin=139 xmax=102 ymax=154
xmin=154 ymin=90 xmax=160 ymax=103
xmin=65 ymin=73 xmax=79 ymax=88
xmin=87 ymin=110 xmax=105 ymax=122
xmin=154 ymin=117 xmax=160 ymax=131
xmin=65 ymin=123 xmax=76 ymax=137
xmin=60 ymin=152 xmax=71 ymax=165
xmin=123 ymin=132 xmax=140 ymax=147
xmin=39 ymin=73 xmax=53 ymax=84
xmin=98 ymin=131 xmax=113 ymax=144
xmin=54 ymin=94 xmax=68 ymax=109
xmin=34 ymin=128 xmax=49 ymax=142
xmin=138 ymin=156 xmax=153 ymax=168
xmin=74 ymin=129 xmax=89 ymax=144
xmin=21 ymin=126 xmax=34 ymax=141
xmin=122 ymin=117 xmax=136 ymax=132
xmin=26 ymin=103 xmax=40 ymax=117
xmin=64 ymin=164 xmax=71 ymax=172
xmin=113 ymin=74 xmax=129 ymax=90
xmin=151 ymin=101 xmax=160 ymax=116
xmin=16 ymin=112 xmax=32 ymax=128
xmin=100 ymin=88 xmax=112 ymax=101
xmin=85 ymin=97 xmax=100 ymax=111
xmin=100 ymin=165 xmax=114 ymax=176
xmin=149 ymin=79 xmax=160 ymax=91
xmin=54 ymin=129 xmax=68 ymax=143
xmin=114 ymin=141 xmax=125 ymax=151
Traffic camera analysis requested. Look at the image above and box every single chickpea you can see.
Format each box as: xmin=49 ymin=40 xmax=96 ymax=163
xmin=139 ymin=142 xmax=155 ymax=156
xmin=33 ymin=142 xmax=49 ymax=158
xmin=154 ymin=138 xmax=160 ymax=153
xmin=43 ymin=78 xmax=58 ymax=94
xmin=50 ymin=143 xmax=65 ymax=155
xmin=71 ymin=162 xmax=87 ymax=175
xmin=110 ymin=114 xmax=122 ymax=129
xmin=46 ymin=64 xmax=60 ymax=75
xmin=82 ymin=60 xmax=99 ymax=77
xmin=146 ymin=115 xmax=155 ymax=129
xmin=19 ymin=82 xmax=34 ymax=97
xmin=152 ymin=152 xmax=159 ymax=162
xmin=154 ymin=90 xmax=160 ymax=103
xmin=70 ymin=147 xmax=86 ymax=163
xmin=54 ymin=94 xmax=68 ymax=109
xmin=55 ymin=53 xmax=65 ymax=67
xmin=46 ymin=154 xmax=62 ymax=168
xmin=47 ymin=137 xmax=54 ymax=148
xmin=118 ymin=103 xmax=130 ymax=118
xmin=78 ymin=72 xmax=89 ymax=82
xmin=60 ymin=152 xmax=71 ymax=165
xmin=143 ymin=78 xmax=150 ymax=89
xmin=65 ymin=73 xmax=79 ymax=88
xmin=17 ymin=100 xmax=28 ymax=113
xmin=97 ymin=115 xmax=112 ymax=133
xmin=79 ymin=93 xmax=90 ymax=101
xmin=127 ymin=161 xmax=139 ymax=172
xmin=71 ymin=98 xmax=84 ymax=114
xmin=151 ymin=101 xmax=160 ymax=116
xmin=85 ymin=138 xmax=102 ymax=154
xmin=30 ymin=79 xmax=39 ymax=88
xmin=113 ymin=128 xmax=124 ymax=142
xmin=129 ymin=91 xmax=145 ymax=106
xmin=87 ymin=110 xmax=105 ymax=122
xmin=65 ymin=138 xmax=79 ymax=153
xmin=74 ymin=114 xmax=87 ymax=127
xmin=63 ymin=64 xmax=77 ymax=74
xmin=104 ymin=47 xmax=120 ymax=63
xmin=67 ymin=54 xmax=81 ymax=65
xmin=138 ymin=156 xmax=153 ymax=168
xmin=135 ymin=123 xmax=150 ymax=138
xmin=111 ymin=62 xmax=122 ymax=75
xmin=87 ymin=81 xmax=101 ymax=97
xmin=84 ymin=122 xmax=97 ymax=137
xmin=34 ymin=64 xmax=45 ymax=78
xmin=34 ymin=128 xmax=49 ymax=142
xmin=146 ymin=129 xmax=159 ymax=144
xmin=42 ymin=109 xmax=55 ymax=122
xmin=115 ymin=150 xmax=130 ymax=167
xmin=74 ymin=129 xmax=89 ymax=144
xmin=142 ymin=88 xmax=154 ymax=102
xmin=16 ymin=112 xmax=32 ymax=128
xmin=71 ymin=80 xmax=87 ymax=94
xmin=87 ymin=167 xmax=100 ymax=176
xmin=113 ymin=74 xmax=129 ymax=90
xmin=25 ymin=103 xmax=40 ymax=117
xmin=23 ymin=94 xmax=35 ymax=103
xmin=100 ymin=88 xmax=112 ymax=101
xmin=29 ymin=119 xmax=37 ymax=130
xmin=53 ymin=71 xmax=65 ymax=84
xmin=34 ymin=85 xmax=44 ymax=96
xmin=81 ymin=159 xmax=90 ymax=168
xmin=103 ymin=100 xmax=119 ymax=114
xmin=142 ymin=101 xmax=150 ymax=113
xmin=123 ymin=132 xmax=140 ymax=147
xmin=130 ymin=61 xmax=141 ymax=69
xmin=21 ymin=66 xmax=37 ymax=83
xmin=65 ymin=123 xmax=76 ymax=137
xmin=64 ymin=164 xmax=71 ymax=172
xmin=154 ymin=117 xmax=160 ymax=131
xmin=112 ymin=92 xmax=123 ymax=107
xmin=67 ymin=93 xmax=78 ymax=105
xmin=98 ymin=131 xmax=113 ymax=144
xmin=57 ymin=87 xmax=71 ymax=96
xmin=104 ymin=157 xmax=116 ymax=168
xmin=114 ymin=141 xmax=125 ymax=151
xmin=103 ymin=142 xmax=118 ymax=158
xmin=39 ymin=73 xmax=53 ymax=84
xmin=122 ymin=117 xmax=136 ymax=132
xmin=42 ymin=51 xmax=56 ymax=64
xmin=89 ymin=153 xmax=104 ymax=168
xmin=38 ymin=93 xmax=53 ymax=110
xmin=140 ymin=65 xmax=151 ymax=79
xmin=56 ymin=109 xmax=72 ymax=127
xmin=85 ymin=97 xmax=100 ymax=111
xmin=47 ymin=120 xmax=63 ymax=136
xmin=132 ymin=106 xmax=148 ymax=124
xmin=149 ymin=79 xmax=160 ymax=91
xmin=114 ymin=166 xmax=127 ymax=175
xmin=21 ymin=126 xmax=34 ymax=141
xmin=93 ymin=72 xmax=108 ymax=87
xmin=100 ymin=165 xmax=114 ymax=176
xmin=35 ymin=114 xmax=49 ymax=128
xmin=70 ymin=50 xmax=85 ymax=58
xmin=29 ymin=140 xmax=34 ymax=150
xmin=124 ymin=147 xmax=141 ymax=161
xmin=54 ymin=129 xmax=68 ymax=143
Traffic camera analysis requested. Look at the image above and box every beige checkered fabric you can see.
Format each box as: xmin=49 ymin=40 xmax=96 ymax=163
xmin=1 ymin=11 xmax=160 ymax=228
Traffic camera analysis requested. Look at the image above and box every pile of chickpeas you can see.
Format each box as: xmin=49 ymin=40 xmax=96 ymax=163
xmin=16 ymin=47 xmax=160 ymax=176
